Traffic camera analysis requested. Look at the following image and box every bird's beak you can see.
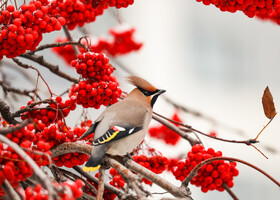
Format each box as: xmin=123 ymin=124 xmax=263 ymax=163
xmin=157 ymin=89 xmax=166 ymax=95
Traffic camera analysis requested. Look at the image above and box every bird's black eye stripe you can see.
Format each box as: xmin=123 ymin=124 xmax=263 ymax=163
xmin=138 ymin=87 xmax=158 ymax=96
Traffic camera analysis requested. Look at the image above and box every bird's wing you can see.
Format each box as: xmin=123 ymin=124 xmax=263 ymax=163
xmin=92 ymin=125 xmax=143 ymax=146
xmin=78 ymin=115 xmax=104 ymax=140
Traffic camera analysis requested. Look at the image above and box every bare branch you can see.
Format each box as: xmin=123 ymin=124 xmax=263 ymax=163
xmin=0 ymin=119 xmax=31 ymax=135
xmin=31 ymin=40 xmax=88 ymax=53
xmin=0 ymin=98 xmax=19 ymax=124
xmin=19 ymin=54 xmax=79 ymax=83
xmin=96 ymin=167 xmax=105 ymax=200
xmin=124 ymin=159 xmax=192 ymax=199
xmin=152 ymin=114 xmax=198 ymax=146
xmin=105 ymin=158 xmax=148 ymax=200
xmin=222 ymin=183 xmax=239 ymax=200
xmin=73 ymin=166 xmax=125 ymax=199
xmin=52 ymin=143 xmax=192 ymax=199
xmin=1 ymin=180 xmax=21 ymax=200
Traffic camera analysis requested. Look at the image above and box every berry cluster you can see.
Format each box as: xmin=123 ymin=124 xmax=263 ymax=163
xmin=69 ymin=52 xmax=121 ymax=109
xmin=5 ymin=123 xmax=51 ymax=167
xmin=197 ymin=0 xmax=280 ymax=19
xmin=0 ymin=122 xmax=50 ymax=195
xmin=47 ymin=0 xmax=106 ymax=30
xmin=71 ymin=52 xmax=112 ymax=79
xmin=25 ymin=179 xmax=83 ymax=200
xmin=0 ymin=1 xmax=65 ymax=59
xmin=53 ymin=26 xmax=142 ymax=65
xmin=89 ymin=0 xmax=135 ymax=9
xmin=90 ymin=25 xmax=143 ymax=56
xmin=172 ymin=144 xmax=239 ymax=193
xmin=34 ymin=120 xmax=92 ymax=168
xmin=21 ymin=96 xmax=77 ymax=127
xmin=148 ymin=112 xmax=182 ymax=145
xmin=109 ymin=168 xmax=126 ymax=188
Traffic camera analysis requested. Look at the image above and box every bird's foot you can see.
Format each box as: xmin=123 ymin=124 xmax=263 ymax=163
xmin=123 ymin=153 xmax=134 ymax=164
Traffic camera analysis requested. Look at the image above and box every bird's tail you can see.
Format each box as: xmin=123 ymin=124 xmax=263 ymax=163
xmin=83 ymin=144 xmax=109 ymax=172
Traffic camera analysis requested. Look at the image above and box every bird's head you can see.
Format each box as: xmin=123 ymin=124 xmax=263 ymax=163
xmin=127 ymin=76 xmax=166 ymax=107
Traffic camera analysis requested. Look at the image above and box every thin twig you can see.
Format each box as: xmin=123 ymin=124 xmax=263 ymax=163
xmin=63 ymin=26 xmax=79 ymax=56
xmin=19 ymin=54 xmax=79 ymax=83
xmin=12 ymin=57 xmax=53 ymax=96
xmin=154 ymin=112 xmax=258 ymax=145
xmin=222 ymin=183 xmax=239 ymax=200
xmin=31 ymin=40 xmax=88 ymax=54
xmin=152 ymin=114 xmax=198 ymax=146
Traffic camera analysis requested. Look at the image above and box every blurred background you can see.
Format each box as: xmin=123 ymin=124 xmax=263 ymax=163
xmin=2 ymin=0 xmax=280 ymax=199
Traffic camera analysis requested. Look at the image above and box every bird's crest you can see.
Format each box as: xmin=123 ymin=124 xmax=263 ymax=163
xmin=127 ymin=76 xmax=157 ymax=92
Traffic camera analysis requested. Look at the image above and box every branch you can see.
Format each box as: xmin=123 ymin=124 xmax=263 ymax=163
xmin=0 ymin=119 xmax=32 ymax=135
xmin=181 ymin=156 xmax=280 ymax=188
xmin=96 ymin=167 xmax=105 ymax=200
xmin=105 ymin=157 xmax=149 ymax=200
xmin=0 ymin=98 xmax=19 ymax=124
xmin=0 ymin=80 xmax=36 ymax=99
xmin=154 ymin=112 xmax=259 ymax=146
xmin=52 ymin=143 xmax=192 ymax=199
xmin=124 ymin=159 xmax=192 ymax=199
xmin=73 ymin=166 xmax=125 ymax=199
xmin=62 ymin=26 xmax=79 ymax=56
xmin=0 ymin=134 xmax=56 ymax=200
xmin=30 ymin=39 xmax=88 ymax=54
xmin=19 ymin=54 xmax=79 ymax=83
xmin=222 ymin=183 xmax=239 ymax=200
xmin=152 ymin=114 xmax=198 ymax=146
xmin=1 ymin=180 xmax=21 ymax=200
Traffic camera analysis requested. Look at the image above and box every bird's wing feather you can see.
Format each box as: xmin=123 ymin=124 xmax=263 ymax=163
xmin=92 ymin=125 xmax=143 ymax=146
xmin=78 ymin=116 xmax=104 ymax=140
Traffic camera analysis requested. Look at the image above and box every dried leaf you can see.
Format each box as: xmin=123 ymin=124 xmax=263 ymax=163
xmin=262 ymin=86 xmax=277 ymax=119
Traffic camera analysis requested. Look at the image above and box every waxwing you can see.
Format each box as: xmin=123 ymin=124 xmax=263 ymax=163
xmin=80 ymin=76 xmax=166 ymax=172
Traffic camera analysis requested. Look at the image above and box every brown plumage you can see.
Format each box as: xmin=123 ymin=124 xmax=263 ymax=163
xmin=127 ymin=75 xmax=158 ymax=92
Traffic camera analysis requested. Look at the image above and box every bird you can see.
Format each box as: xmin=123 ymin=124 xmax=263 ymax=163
xmin=80 ymin=76 xmax=166 ymax=172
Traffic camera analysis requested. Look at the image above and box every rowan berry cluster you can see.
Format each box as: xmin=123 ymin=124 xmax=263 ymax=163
xmin=5 ymin=123 xmax=51 ymax=167
xmin=25 ymin=179 xmax=83 ymax=200
xmin=90 ymin=25 xmax=143 ymax=56
xmin=89 ymin=0 xmax=135 ymax=9
xmin=69 ymin=52 xmax=121 ymax=109
xmin=197 ymin=0 xmax=280 ymax=19
xmin=53 ymin=26 xmax=142 ymax=65
xmin=0 ymin=1 xmax=65 ymax=60
xmin=172 ymin=144 xmax=239 ymax=193
xmin=35 ymin=120 xmax=92 ymax=168
xmin=21 ymin=96 xmax=77 ymax=127
xmin=46 ymin=0 xmax=105 ymax=30
xmin=148 ymin=112 xmax=182 ymax=145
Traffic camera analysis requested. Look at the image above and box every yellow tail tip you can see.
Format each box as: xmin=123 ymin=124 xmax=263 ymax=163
xmin=83 ymin=165 xmax=101 ymax=172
